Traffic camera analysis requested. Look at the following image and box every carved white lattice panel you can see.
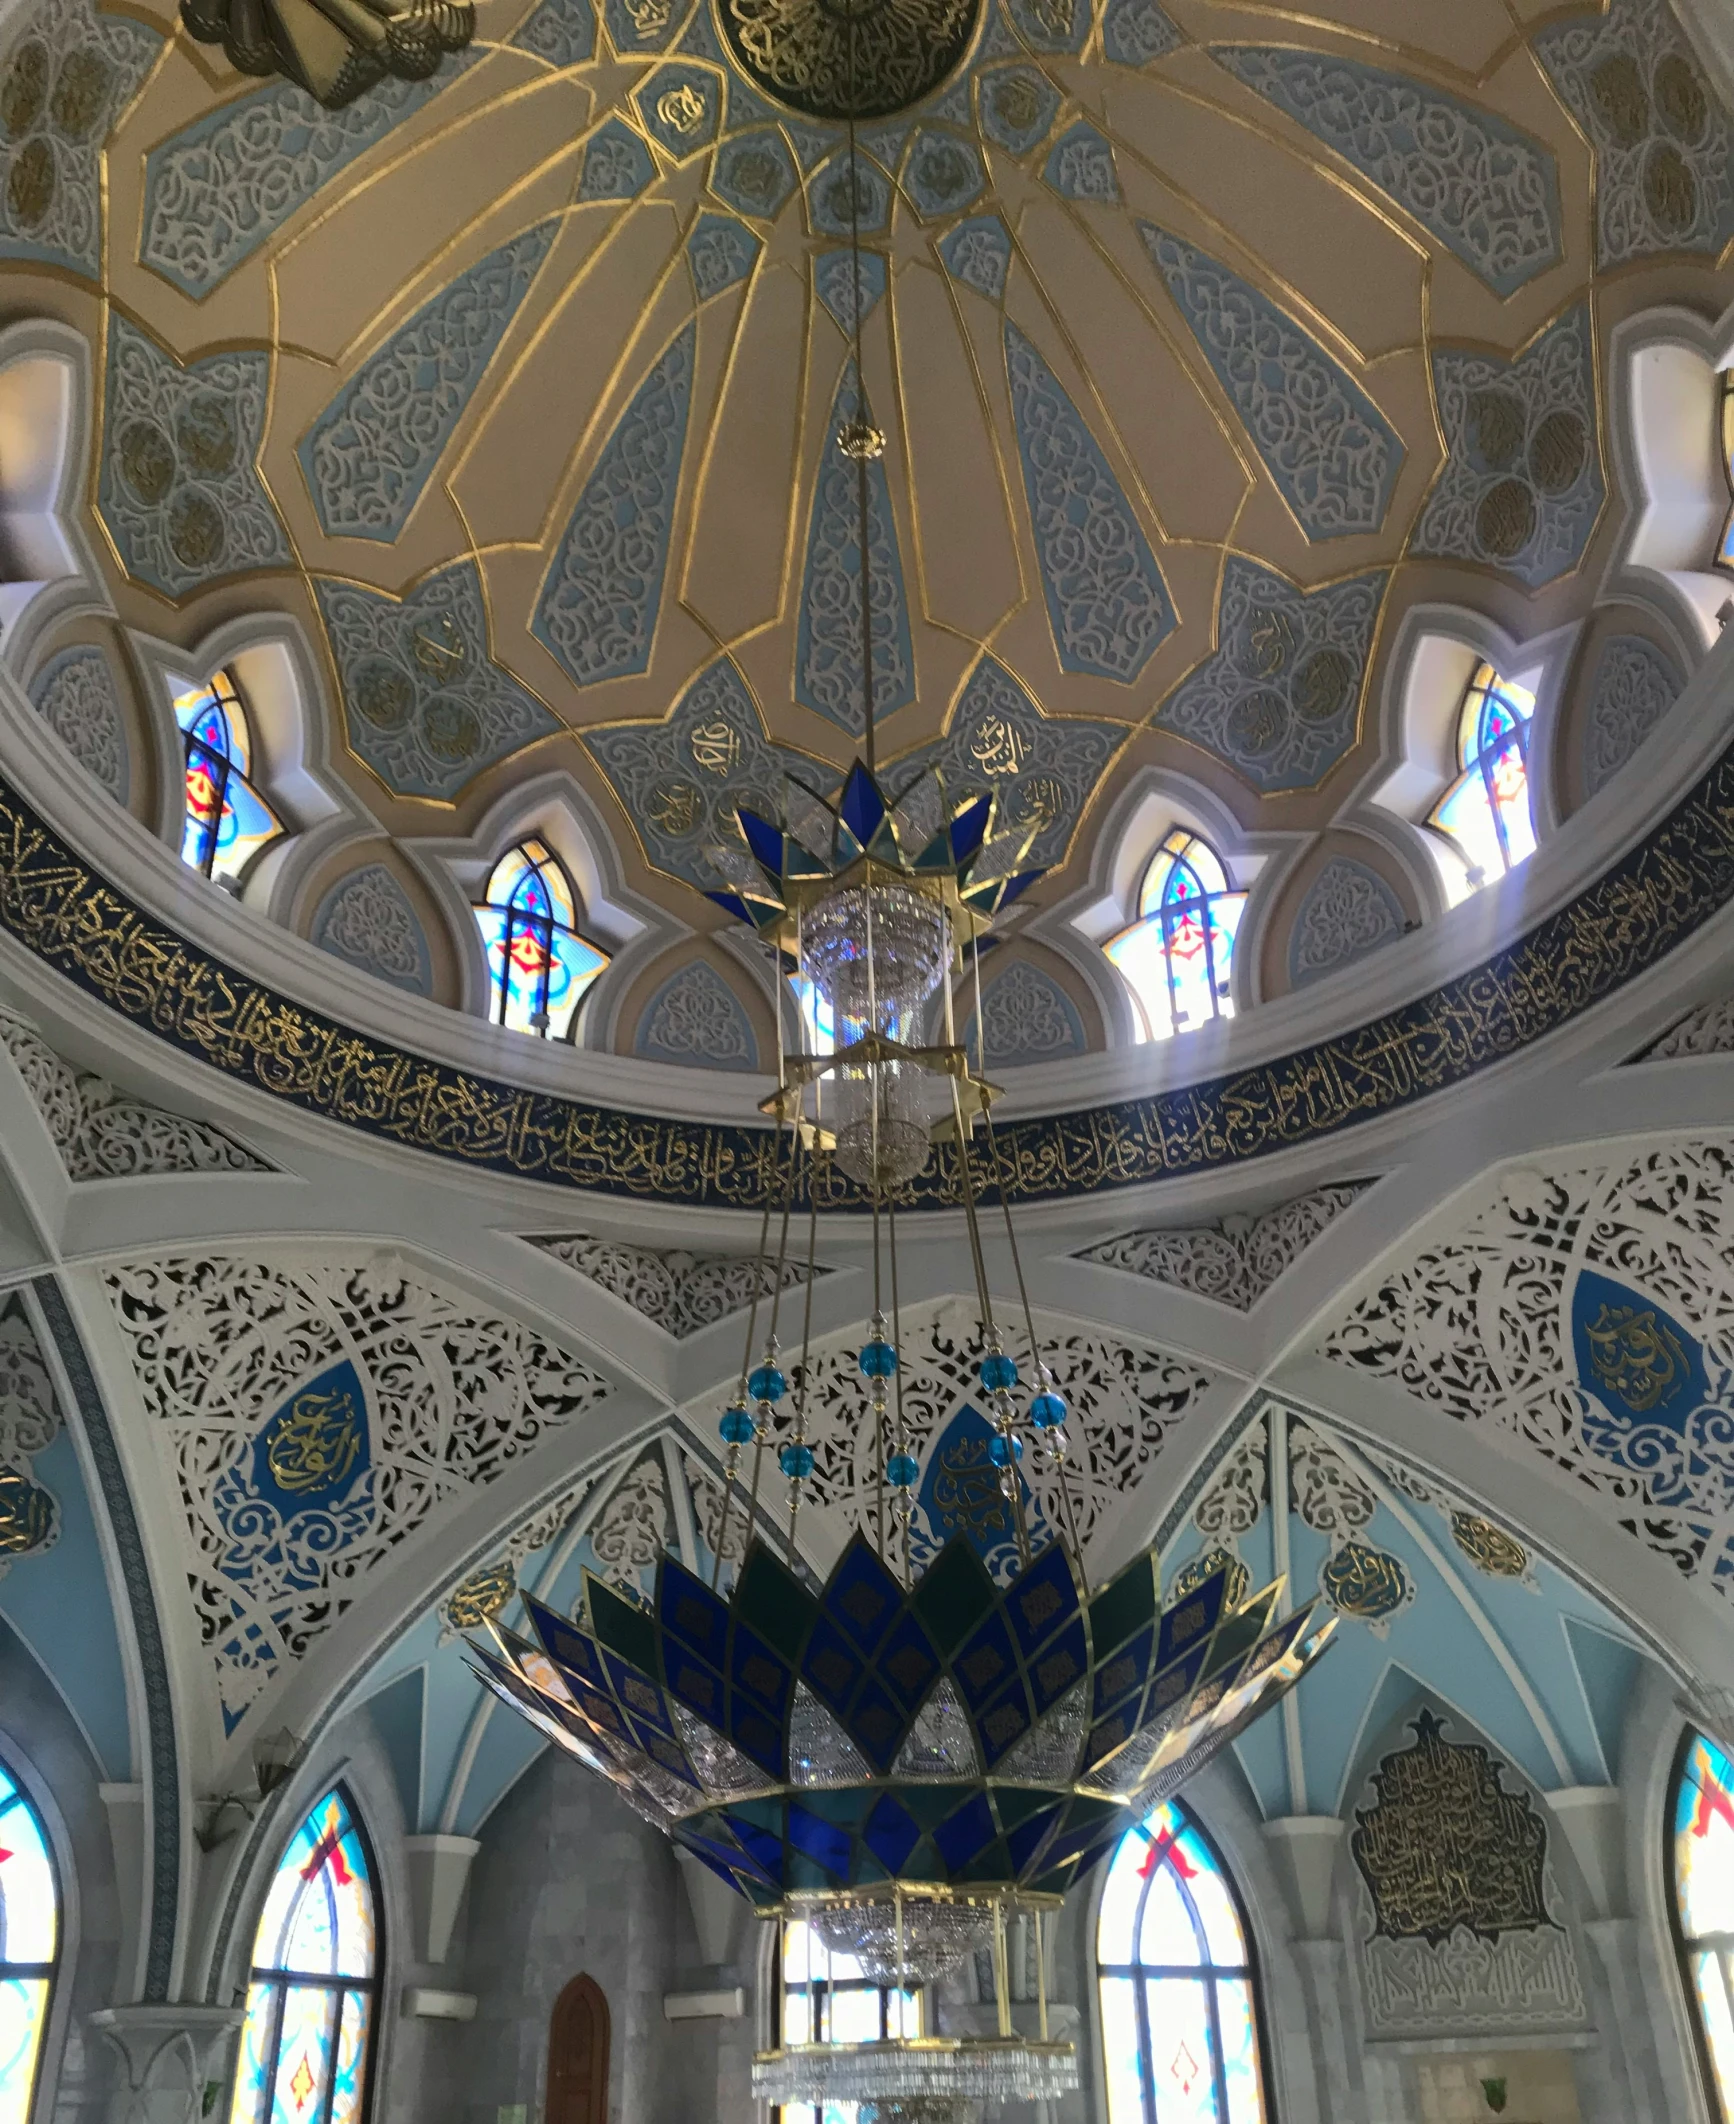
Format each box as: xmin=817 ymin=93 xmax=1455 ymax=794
xmin=103 ymin=1251 xmax=610 ymax=1730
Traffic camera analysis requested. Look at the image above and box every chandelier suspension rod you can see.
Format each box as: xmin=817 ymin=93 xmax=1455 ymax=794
xmin=844 ymin=18 xmax=877 ymax=779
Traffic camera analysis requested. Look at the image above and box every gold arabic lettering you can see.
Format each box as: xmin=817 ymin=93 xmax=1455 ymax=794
xmin=267 ymin=1388 xmax=364 ymax=1496
xmin=1584 ymin=1302 xmax=1687 ymax=1413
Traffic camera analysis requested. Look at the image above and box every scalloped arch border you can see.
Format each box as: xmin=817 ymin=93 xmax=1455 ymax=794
xmin=0 ymin=738 xmax=1731 ymax=1209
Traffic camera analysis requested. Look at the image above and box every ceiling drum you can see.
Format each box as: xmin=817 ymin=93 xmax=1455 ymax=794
xmin=715 ymin=0 xmax=981 ymax=121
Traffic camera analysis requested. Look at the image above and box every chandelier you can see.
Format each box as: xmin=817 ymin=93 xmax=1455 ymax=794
xmin=469 ymin=14 xmax=1337 ymax=2117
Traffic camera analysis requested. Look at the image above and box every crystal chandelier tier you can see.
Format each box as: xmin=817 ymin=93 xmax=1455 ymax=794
xmin=469 ymin=17 xmax=1337 ymax=2116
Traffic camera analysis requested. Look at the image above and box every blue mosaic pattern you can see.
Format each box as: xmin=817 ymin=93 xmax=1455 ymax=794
xmin=712 ymin=129 xmax=798 ymax=218
xmin=299 ymin=221 xmax=558 ymax=542
xmin=903 ymin=130 xmax=985 ymax=219
xmin=140 ymin=66 xmax=472 ymax=298
xmin=578 ymin=117 xmax=655 ymax=199
xmin=533 ymin=323 xmax=695 ymax=687
xmin=1002 ymin=0 xmax=1086 ymax=55
xmin=98 ymin=316 xmax=291 ymax=599
xmin=809 ymin=149 xmax=891 ymax=237
xmin=1003 ymin=323 xmax=1174 ymax=683
xmin=512 ymin=0 xmax=595 ymax=64
xmin=1102 ymin=0 xmax=1181 ymax=67
xmin=584 ymin=656 xmax=826 ymax=891
xmin=634 ymin=959 xmax=759 ymax=1070
xmin=687 ymin=213 xmax=760 ymax=299
xmin=1043 ymin=121 xmax=1118 ymax=201
xmin=1154 ymin=558 xmax=1385 ymax=793
xmin=635 ymin=63 xmax=720 ymax=158
xmin=1210 ymin=47 xmax=1561 ymax=297
xmin=1410 ymin=305 xmax=1604 ymax=590
xmin=1536 ymin=0 xmax=1734 ymax=268
xmin=317 ymin=561 xmax=558 ymax=800
xmin=311 ymin=865 xmax=435 ymax=996
xmin=941 ymin=215 xmax=1012 ymax=301
xmin=813 ymin=250 xmax=887 ymax=334
xmin=892 ymin=654 xmax=1125 ymax=871
xmin=797 ymin=364 xmax=915 ymax=736
xmin=1140 ymin=224 xmax=1403 ymax=540
xmin=978 ymin=65 xmax=1058 ymax=156
xmin=601 ymin=0 xmax=683 ymax=53
xmin=1287 ymin=857 xmax=1406 ymax=988
xmin=0 ymin=0 xmax=160 ymax=281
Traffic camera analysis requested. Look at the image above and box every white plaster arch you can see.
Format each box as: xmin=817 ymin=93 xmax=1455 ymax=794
xmin=1360 ymin=603 xmax=1580 ymax=904
xmin=0 ymin=319 xmax=110 ymax=672
xmin=128 ymin=614 xmax=376 ymax=924
xmin=1601 ymin=299 xmax=1734 ymax=655
xmin=401 ymin=768 xmax=686 ymax=1045
xmin=1038 ymin=764 xmax=1304 ymax=1039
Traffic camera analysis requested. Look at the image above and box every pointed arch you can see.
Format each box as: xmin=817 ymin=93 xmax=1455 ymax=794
xmin=1670 ymin=1726 xmax=1734 ymax=2123
xmin=0 ymin=1753 xmax=59 ymax=2124
xmin=545 ymin=1973 xmax=609 ymax=2124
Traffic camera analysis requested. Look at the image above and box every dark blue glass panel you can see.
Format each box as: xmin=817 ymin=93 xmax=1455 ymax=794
xmin=731 ymin=1626 xmax=792 ymax=1715
xmin=862 ymin=1793 xmax=922 ymax=1874
xmin=661 ymin=1560 xmax=731 ymax=1666
xmin=604 ymin=1651 xmax=674 ymax=1734
xmin=844 ymin=1677 xmax=908 ymax=1772
xmin=666 ymin=1654 xmax=725 ymax=1723
xmin=1139 ymin=1640 xmax=1211 ymax=1728
xmin=822 ymin=1537 xmax=904 ymax=1654
xmin=1092 ymin=1624 xmax=1153 ymax=1719
xmin=838 ymin=762 xmax=887 ymax=849
xmin=1029 ymin=1617 xmax=1087 ymax=1714
xmin=976 ymin=1683 xmax=1033 ymax=1767
xmin=1005 ymin=1803 xmax=1062 ymax=1873
xmin=949 ymin=788 xmax=994 ymax=865
xmin=1005 ymin=1541 xmax=1079 ymax=1659
xmin=738 ymin=809 xmax=786 ymax=877
xmin=727 ymin=1704 xmax=784 ymax=1777
xmin=786 ymin=1802 xmax=852 ymax=1880
xmin=952 ymin=1608 xmax=1020 ymax=1710
xmin=876 ymin=1612 xmax=941 ymax=1712
xmin=1155 ymin=1570 xmax=1228 ymax=1670
xmin=933 ymin=1791 xmax=996 ymax=1872
xmin=800 ymin=1616 xmax=863 ymax=1714
xmin=722 ymin=1811 xmax=786 ymax=1881
xmin=522 ymin=1594 xmax=604 ymax=1680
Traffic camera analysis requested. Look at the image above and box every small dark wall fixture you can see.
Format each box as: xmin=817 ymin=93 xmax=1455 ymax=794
xmin=547 ymin=1973 xmax=610 ymax=2124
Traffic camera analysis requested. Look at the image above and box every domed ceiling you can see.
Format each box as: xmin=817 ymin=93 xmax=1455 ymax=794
xmin=35 ymin=0 xmax=1727 ymax=906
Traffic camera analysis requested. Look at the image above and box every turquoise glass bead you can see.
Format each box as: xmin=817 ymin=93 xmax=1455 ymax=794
xmin=886 ymin=1453 xmax=919 ymax=1487
xmin=979 ymin=1351 xmax=1019 ymax=1392
xmin=719 ymin=1405 xmax=755 ymax=1445
xmin=748 ymin=1362 xmax=787 ymax=1403
xmin=1029 ymin=1390 xmax=1067 ymax=1429
xmin=779 ymin=1443 xmax=815 ymax=1479
xmin=859 ymin=1339 xmax=898 ymax=1379
xmin=987 ymin=1433 xmax=1023 ymax=1466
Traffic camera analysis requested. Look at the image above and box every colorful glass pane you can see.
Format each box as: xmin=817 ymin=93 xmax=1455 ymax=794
xmin=229 ymin=1790 xmax=377 ymax=2124
xmin=1719 ymin=371 xmax=1733 ymax=571
xmin=471 ymin=841 xmax=608 ymax=1039
xmin=1104 ymin=832 xmax=1246 ymax=1044
xmin=778 ymin=1918 xmax=919 ymax=2124
xmin=173 ymin=675 xmax=283 ymax=883
xmin=0 ymin=1763 xmax=56 ymax=2124
xmin=1674 ymin=1729 xmax=1734 ymax=2122
xmin=1096 ymin=1804 xmax=1268 ymax=2124
xmin=1427 ymin=662 xmax=1536 ymax=890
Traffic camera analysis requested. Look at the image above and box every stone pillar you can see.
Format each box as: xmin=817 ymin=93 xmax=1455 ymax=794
xmin=403 ymin=1835 xmax=480 ymax=1966
xmin=1584 ymin=1918 xmax=1670 ymax=2124
xmin=1261 ymin=1819 xmax=1364 ymax=2124
xmin=89 ymin=2007 xmax=243 ymax=2124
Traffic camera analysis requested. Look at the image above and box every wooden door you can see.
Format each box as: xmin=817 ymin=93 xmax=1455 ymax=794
xmin=546 ymin=1973 xmax=610 ymax=2124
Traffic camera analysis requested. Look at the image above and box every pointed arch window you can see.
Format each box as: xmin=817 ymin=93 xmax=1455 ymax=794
xmin=471 ymin=841 xmax=609 ymax=1039
xmin=229 ymin=1787 xmax=379 ymax=2124
xmin=174 ymin=671 xmax=283 ymax=884
xmin=775 ymin=1916 xmax=920 ymax=2123
xmin=1670 ymin=1728 xmax=1734 ymax=2122
xmin=1103 ymin=831 xmax=1246 ymax=1043
xmin=1427 ymin=662 xmax=1537 ymax=889
xmin=0 ymin=1757 xmax=58 ymax=2124
xmin=1096 ymin=1801 xmax=1270 ymax=2124
xmin=1718 ymin=370 xmax=1733 ymax=571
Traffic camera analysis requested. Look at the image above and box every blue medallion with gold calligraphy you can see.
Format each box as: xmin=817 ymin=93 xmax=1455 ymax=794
xmin=249 ymin=1361 xmax=371 ymax=1513
xmin=916 ymin=1404 xmax=1052 ymax=1583
xmin=1571 ymin=1270 xmax=1719 ymax=1496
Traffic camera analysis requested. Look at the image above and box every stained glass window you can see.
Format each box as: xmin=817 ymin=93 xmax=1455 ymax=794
xmin=1671 ymin=1728 xmax=1734 ymax=2123
xmin=776 ymin=1917 xmax=920 ymax=2124
xmin=229 ymin=1788 xmax=378 ymax=2124
xmin=1717 ymin=371 xmax=1733 ymax=572
xmin=1103 ymin=831 xmax=1246 ymax=1043
xmin=470 ymin=841 xmax=609 ymax=1039
xmin=0 ymin=1759 xmax=57 ymax=2124
xmin=1427 ymin=662 xmax=1537 ymax=890
xmin=1097 ymin=1802 xmax=1269 ymax=2124
xmin=174 ymin=672 xmax=284 ymax=884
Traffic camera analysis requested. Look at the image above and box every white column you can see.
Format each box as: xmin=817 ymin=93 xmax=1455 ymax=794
xmin=89 ymin=2006 xmax=243 ymax=2124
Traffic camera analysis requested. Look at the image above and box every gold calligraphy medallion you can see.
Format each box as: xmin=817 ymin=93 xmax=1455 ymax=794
xmin=267 ymin=1388 xmax=364 ymax=1496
